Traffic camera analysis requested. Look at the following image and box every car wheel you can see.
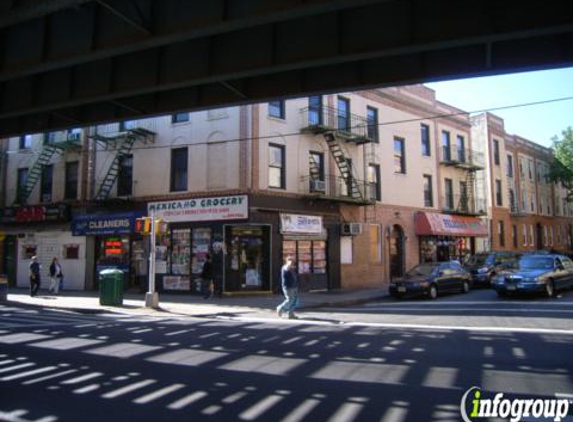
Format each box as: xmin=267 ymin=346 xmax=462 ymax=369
xmin=461 ymin=280 xmax=470 ymax=294
xmin=545 ymin=280 xmax=555 ymax=298
xmin=497 ymin=290 xmax=507 ymax=298
xmin=429 ymin=284 xmax=438 ymax=300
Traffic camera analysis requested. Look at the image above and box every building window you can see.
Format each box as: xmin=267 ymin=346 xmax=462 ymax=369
xmin=172 ymin=112 xmax=189 ymax=124
xmin=170 ymin=148 xmax=188 ymax=192
xmin=65 ymin=161 xmax=79 ymax=200
xmin=16 ymin=168 xmax=28 ymax=203
xmin=120 ymin=120 xmax=137 ymax=131
xmin=529 ymin=225 xmax=534 ymax=246
xmin=493 ymin=139 xmax=500 ymax=165
xmin=394 ymin=137 xmax=406 ymax=174
xmin=268 ymin=100 xmax=285 ymax=119
xmin=528 ymin=160 xmax=533 ymax=180
xmin=512 ymin=225 xmax=518 ymax=248
xmin=523 ymin=224 xmax=527 ymax=246
xmin=309 ymin=151 xmax=324 ymax=181
xmin=40 ymin=165 xmax=53 ymax=203
xmin=337 ymin=97 xmax=350 ymax=131
xmin=459 ymin=181 xmax=468 ymax=211
xmin=456 ymin=135 xmax=466 ymax=162
xmin=549 ymin=226 xmax=554 ymax=246
xmin=498 ymin=221 xmax=505 ymax=247
xmin=369 ymin=225 xmax=382 ymax=263
xmin=421 ymin=124 xmax=431 ymax=157
xmin=509 ymin=189 xmax=516 ymax=212
xmin=442 ymin=131 xmax=451 ymax=161
xmin=269 ymin=144 xmax=285 ymax=189
xmin=367 ymin=107 xmax=379 ymax=142
xmin=19 ymin=134 xmax=32 ymax=150
xmin=495 ymin=179 xmax=503 ymax=206
xmin=423 ymin=174 xmax=433 ymax=207
xmin=117 ymin=154 xmax=133 ymax=196
xmin=368 ymin=164 xmax=381 ymax=201
xmin=308 ymin=96 xmax=323 ymax=126
xmin=507 ymin=154 xmax=514 ymax=178
xmin=445 ymin=178 xmax=454 ymax=210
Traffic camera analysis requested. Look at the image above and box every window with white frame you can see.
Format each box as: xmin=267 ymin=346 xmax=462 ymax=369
xmin=529 ymin=225 xmax=534 ymax=246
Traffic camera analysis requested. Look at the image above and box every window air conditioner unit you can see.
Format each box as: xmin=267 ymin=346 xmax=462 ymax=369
xmin=310 ymin=179 xmax=326 ymax=193
xmin=341 ymin=222 xmax=362 ymax=236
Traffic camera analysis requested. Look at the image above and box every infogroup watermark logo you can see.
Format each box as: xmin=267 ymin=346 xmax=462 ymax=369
xmin=460 ymin=386 xmax=571 ymax=422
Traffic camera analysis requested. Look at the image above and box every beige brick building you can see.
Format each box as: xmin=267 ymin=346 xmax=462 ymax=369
xmin=0 ymin=88 xmax=571 ymax=293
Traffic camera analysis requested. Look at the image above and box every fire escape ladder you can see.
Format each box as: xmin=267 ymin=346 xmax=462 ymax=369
xmin=94 ymin=135 xmax=136 ymax=201
xmin=15 ymin=145 xmax=62 ymax=205
xmin=459 ymin=169 xmax=476 ymax=213
xmin=324 ymin=132 xmax=364 ymax=202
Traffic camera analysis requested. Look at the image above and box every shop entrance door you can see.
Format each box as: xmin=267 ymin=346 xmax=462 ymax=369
xmin=390 ymin=225 xmax=405 ymax=279
xmin=225 ymin=226 xmax=270 ymax=292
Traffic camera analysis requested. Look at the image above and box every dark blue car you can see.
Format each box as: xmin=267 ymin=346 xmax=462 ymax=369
xmin=492 ymin=254 xmax=573 ymax=297
xmin=389 ymin=261 xmax=471 ymax=300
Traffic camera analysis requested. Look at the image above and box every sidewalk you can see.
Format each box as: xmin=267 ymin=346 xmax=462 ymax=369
xmin=3 ymin=287 xmax=389 ymax=318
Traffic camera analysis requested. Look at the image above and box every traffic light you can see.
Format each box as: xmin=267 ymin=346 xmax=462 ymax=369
xmin=155 ymin=219 xmax=168 ymax=235
xmin=135 ymin=217 xmax=152 ymax=235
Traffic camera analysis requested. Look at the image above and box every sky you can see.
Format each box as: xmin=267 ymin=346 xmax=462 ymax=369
xmin=425 ymin=67 xmax=573 ymax=148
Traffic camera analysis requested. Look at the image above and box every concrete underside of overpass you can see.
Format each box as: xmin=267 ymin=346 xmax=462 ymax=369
xmin=0 ymin=0 xmax=572 ymax=137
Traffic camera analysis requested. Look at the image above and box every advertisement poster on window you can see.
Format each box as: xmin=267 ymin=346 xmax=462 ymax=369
xmin=280 ymin=214 xmax=323 ymax=235
xmin=163 ymin=276 xmax=191 ymax=291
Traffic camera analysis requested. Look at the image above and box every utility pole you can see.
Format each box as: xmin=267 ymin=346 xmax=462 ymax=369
xmin=145 ymin=211 xmax=159 ymax=308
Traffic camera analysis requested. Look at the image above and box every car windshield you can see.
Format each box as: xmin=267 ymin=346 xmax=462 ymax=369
xmin=519 ymin=256 xmax=554 ymax=270
xmin=406 ymin=263 xmax=438 ymax=276
xmin=465 ymin=254 xmax=492 ymax=266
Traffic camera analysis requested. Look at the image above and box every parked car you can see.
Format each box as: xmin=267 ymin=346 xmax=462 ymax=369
xmin=389 ymin=261 xmax=472 ymax=300
xmin=492 ymin=254 xmax=573 ymax=297
xmin=463 ymin=251 xmax=520 ymax=287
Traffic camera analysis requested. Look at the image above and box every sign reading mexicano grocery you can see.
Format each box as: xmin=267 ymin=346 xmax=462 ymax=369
xmin=280 ymin=213 xmax=323 ymax=235
xmin=148 ymin=195 xmax=249 ymax=222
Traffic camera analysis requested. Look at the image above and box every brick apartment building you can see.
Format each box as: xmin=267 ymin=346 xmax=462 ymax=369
xmin=0 ymin=87 xmax=571 ymax=294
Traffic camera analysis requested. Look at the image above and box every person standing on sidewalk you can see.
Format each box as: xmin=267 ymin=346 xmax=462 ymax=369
xmin=201 ymin=254 xmax=213 ymax=299
xmin=48 ymin=257 xmax=63 ymax=295
xmin=276 ymin=256 xmax=299 ymax=319
xmin=29 ymin=256 xmax=41 ymax=297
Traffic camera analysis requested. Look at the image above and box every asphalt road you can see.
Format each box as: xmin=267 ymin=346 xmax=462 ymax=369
xmin=0 ymin=289 xmax=572 ymax=422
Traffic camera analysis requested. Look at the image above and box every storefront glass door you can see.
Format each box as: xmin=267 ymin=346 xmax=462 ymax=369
xmin=225 ymin=226 xmax=270 ymax=292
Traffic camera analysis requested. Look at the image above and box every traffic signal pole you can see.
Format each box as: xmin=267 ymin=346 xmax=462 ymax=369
xmin=145 ymin=211 xmax=160 ymax=308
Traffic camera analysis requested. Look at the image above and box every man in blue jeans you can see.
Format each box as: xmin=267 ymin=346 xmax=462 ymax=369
xmin=276 ymin=256 xmax=299 ymax=319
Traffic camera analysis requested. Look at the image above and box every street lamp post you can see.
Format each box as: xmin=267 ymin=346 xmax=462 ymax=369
xmin=145 ymin=211 xmax=159 ymax=308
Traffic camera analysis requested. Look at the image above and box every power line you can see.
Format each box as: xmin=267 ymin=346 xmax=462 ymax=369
xmin=15 ymin=93 xmax=570 ymax=156
xmin=93 ymin=94 xmax=573 ymax=152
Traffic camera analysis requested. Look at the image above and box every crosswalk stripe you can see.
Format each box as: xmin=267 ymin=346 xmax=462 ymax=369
xmin=60 ymin=372 xmax=103 ymax=385
xmin=133 ymin=383 xmax=186 ymax=404
xmin=102 ymin=379 xmax=157 ymax=399
xmin=0 ymin=363 xmax=35 ymax=374
xmin=22 ymin=369 xmax=78 ymax=385
xmin=0 ymin=366 xmax=57 ymax=381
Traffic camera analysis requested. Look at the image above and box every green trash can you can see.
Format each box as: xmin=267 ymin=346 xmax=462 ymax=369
xmin=99 ymin=269 xmax=124 ymax=306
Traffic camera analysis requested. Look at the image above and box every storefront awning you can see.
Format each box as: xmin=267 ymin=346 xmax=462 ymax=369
xmin=415 ymin=212 xmax=488 ymax=237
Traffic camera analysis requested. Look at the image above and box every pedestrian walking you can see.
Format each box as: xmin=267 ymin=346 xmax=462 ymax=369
xmin=201 ymin=254 xmax=213 ymax=299
xmin=29 ymin=256 xmax=41 ymax=297
xmin=48 ymin=257 xmax=63 ymax=295
xmin=276 ymin=256 xmax=300 ymax=319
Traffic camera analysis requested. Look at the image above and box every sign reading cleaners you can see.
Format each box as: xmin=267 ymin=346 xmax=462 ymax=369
xmin=148 ymin=195 xmax=249 ymax=222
